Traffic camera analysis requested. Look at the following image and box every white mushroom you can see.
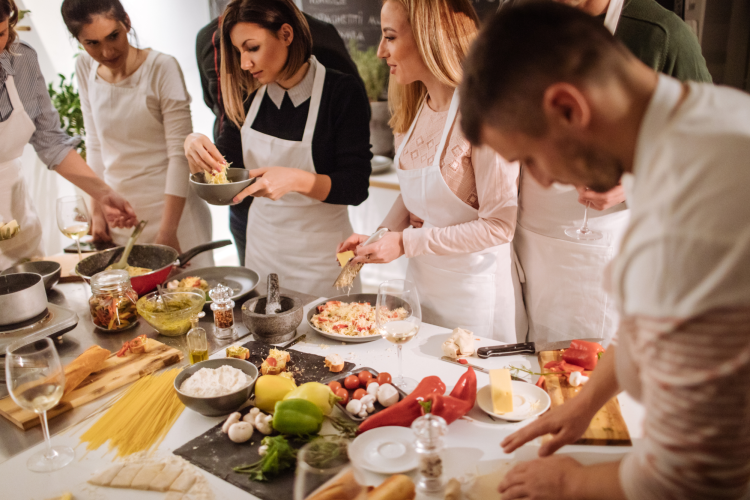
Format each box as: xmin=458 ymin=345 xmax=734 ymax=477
xmin=569 ymin=371 xmax=590 ymax=387
xmin=345 ymin=399 xmax=363 ymax=415
xmin=258 ymin=444 xmax=269 ymax=456
xmin=360 ymin=394 xmax=377 ymax=414
xmin=254 ymin=413 xmax=273 ymax=435
xmin=377 ymin=383 xmax=399 ymax=407
xmin=366 ymin=382 xmax=380 ymax=396
xmin=228 ymin=422 xmax=254 ymax=443
xmin=243 ymin=408 xmax=261 ymax=424
xmin=222 ymin=412 xmax=241 ymax=434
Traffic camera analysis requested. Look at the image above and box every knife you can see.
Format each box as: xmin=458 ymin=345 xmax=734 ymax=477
xmin=533 ymin=338 xmax=604 ymax=353
xmin=477 ymin=342 xmax=536 ymax=358
xmin=440 ymin=356 xmax=527 ymax=382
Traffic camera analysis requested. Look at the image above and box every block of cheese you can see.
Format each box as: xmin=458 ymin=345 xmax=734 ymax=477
xmin=336 ymin=251 xmax=354 ymax=267
xmin=489 ymin=369 xmax=513 ymax=414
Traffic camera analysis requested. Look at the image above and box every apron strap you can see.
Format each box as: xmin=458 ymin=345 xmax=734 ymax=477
xmin=604 ymin=0 xmax=624 ymax=34
xmin=4 ymin=75 xmax=23 ymax=110
xmin=302 ymin=56 xmax=326 ymax=144
xmin=245 ymin=84 xmax=267 ymax=127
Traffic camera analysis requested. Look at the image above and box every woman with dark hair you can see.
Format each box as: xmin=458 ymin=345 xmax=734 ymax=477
xmin=184 ymin=0 xmax=371 ymax=296
xmin=62 ymin=0 xmax=213 ymax=264
xmin=0 ymin=0 xmax=136 ymax=268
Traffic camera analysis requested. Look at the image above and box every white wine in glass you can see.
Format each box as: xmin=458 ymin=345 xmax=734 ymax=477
xmin=57 ymin=195 xmax=91 ymax=261
xmin=5 ymin=338 xmax=75 ymax=472
xmin=376 ymin=279 xmax=421 ymax=393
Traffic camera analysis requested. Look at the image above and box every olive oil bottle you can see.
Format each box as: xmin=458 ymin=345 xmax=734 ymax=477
xmin=186 ymin=312 xmax=208 ymax=365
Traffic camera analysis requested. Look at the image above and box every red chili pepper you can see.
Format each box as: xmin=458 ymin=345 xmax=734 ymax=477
xmin=570 ymin=339 xmax=605 ymax=354
xmin=458 ymin=359 xmax=468 ymax=365
xmin=543 ymin=360 xmax=583 ymax=373
xmin=535 ymin=376 xmax=546 ymax=389
xmin=421 ymin=367 xmax=476 ymax=425
xmin=358 ymin=376 xmax=446 ymax=433
xmin=562 ymin=348 xmax=599 ymax=371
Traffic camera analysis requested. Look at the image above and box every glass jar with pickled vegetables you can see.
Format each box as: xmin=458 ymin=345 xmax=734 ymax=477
xmin=89 ymin=269 xmax=139 ymax=331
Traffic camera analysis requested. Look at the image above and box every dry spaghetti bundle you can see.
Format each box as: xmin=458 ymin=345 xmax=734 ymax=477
xmin=80 ymin=368 xmax=184 ymax=457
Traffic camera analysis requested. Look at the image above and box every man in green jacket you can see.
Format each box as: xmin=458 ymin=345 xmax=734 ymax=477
xmin=511 ymin=0 xmax=712 ymax=348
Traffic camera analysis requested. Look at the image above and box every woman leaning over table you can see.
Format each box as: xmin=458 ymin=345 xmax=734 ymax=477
xmin=184 ymin=0 xmax=371 ymax=297
xmin=338 ymin=0 xmax=523 ymax=341
xmin=0 ymin=0 xmax=136 ymax=269
xmin=62 ymin=0 xmax=213 ymax=266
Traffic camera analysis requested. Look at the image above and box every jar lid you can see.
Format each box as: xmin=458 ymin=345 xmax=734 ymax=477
xmin=412 ymin=413 xmax=448 ymax=445
xmin=208 ymin=283 xmax=232 ymax=302
xmin=91 ymin=269 xmax=131 ymax=290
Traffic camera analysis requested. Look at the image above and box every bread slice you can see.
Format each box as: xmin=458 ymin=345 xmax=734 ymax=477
xmin=88 ymin=463 xmax=125 ymax=487
xmin=131 ymin=463 xmax=165 ymax=490
xmin=110 ymin=464 xmax=143 ymax=488
xmin=149 ymin=463 xmax=184 ymax=492
xmin=63 ymin=346 xmax=111 ymax=394
xmin=260 ymin=349 xmax=290 ymax=375
xmin=169 ymin=469 xmax=197 ymax=493
xmin=324 ymin=354 xmax=345 ymax=373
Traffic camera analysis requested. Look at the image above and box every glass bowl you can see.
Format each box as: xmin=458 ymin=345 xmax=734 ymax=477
xmin=136 ymin=290 xmax=206 ymax=336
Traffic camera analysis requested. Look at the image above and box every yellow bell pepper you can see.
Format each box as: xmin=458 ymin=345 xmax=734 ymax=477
xmin=255 ymin=375 xmax=296 ymax=413
xmin=283 ymin=382 xmax=340 ymax=416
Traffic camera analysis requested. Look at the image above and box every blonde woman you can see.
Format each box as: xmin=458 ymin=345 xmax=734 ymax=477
xmin=338 ymin=0 xmax=523 ymax=341
xmin=184 ymin=0 xmax=371 ymax=297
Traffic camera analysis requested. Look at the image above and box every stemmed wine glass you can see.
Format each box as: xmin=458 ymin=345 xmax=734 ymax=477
xmin=294 ymin=437 xmax=364 ymax=500
xmin=376 ymin=279 xmax=421 ymax=393
xmin=565 ymin=201 xmax=602 ymax=241
xmin=57 ymin=195 xmax=91 ymax=261
xmin=5 ymin=338 xmax=75 ymax=472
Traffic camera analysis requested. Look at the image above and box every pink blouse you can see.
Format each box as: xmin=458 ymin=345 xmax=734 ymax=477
xmin=380 ymin=102 xmax=519 ymax=258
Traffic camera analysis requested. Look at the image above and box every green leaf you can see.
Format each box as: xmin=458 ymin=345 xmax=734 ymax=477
xmin=348 ymin=39 xmax=388 ymax=102
xmin=47 ymin=72 xmax=86 ymax=159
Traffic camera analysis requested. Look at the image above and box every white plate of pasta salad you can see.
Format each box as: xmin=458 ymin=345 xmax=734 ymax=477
xmin=306 ymin=294 xmax=410 ymax=343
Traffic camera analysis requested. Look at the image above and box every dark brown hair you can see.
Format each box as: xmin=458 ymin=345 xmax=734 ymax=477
xmin=60 ymin=0 xmax=131 ymax=39
xmin=220 ymin=0 xmax=312 ymax=127
xmin=0 ymin=0 xmax=19 ymax=49
xmin=460 ymin=1 xmax=631 ymax=143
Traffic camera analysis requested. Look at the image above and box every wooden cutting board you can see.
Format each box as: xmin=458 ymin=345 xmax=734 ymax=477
xmin=36 ymin=253 xmax=94 ymax=282
xmin=538 ymin=350 xmax=631 ymax=446
xmin=0 ymin=340 xmax=183 ymax=430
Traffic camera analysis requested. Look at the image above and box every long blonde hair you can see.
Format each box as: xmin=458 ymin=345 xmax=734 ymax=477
xmin=385 ymin=0 xmax=479 ymax=134
xmin=220 ymin=0 xmax=312 ymax=128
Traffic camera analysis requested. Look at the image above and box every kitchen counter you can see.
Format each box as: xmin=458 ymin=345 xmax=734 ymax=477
xmin=0 ymin=280 xmax=317 ymax=464
xmin=0 ymin=296 xmax=646 ymax=499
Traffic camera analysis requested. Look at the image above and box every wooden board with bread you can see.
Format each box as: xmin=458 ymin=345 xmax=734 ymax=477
xmin=0 ymin=338 xmax=183 ymax=430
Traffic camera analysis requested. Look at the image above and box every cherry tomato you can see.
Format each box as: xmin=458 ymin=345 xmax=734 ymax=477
xmin=353 ymin=388 xmax=367 ymax=400
xmin=344 ymin=375 xmax=360 ymax=390
xmin=334 ymin=387 xmax=349 ymax=405
xmin=328 ymin=381 xmax=342 ymax=392
xmin=376 ymin=372 xmax=392 ymax=385
xmin=357 ymin=371 xmax=373 ymax=385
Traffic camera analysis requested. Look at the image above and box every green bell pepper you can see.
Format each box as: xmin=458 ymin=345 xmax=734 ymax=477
xmin=272 ymin=399 xmax=324 ymax=436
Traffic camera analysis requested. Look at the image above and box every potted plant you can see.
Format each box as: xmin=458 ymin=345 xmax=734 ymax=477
xmin=48 ymin=74 xmax=86 ymax=160
xmin=349 ymin=40 xmax=392 ymax=158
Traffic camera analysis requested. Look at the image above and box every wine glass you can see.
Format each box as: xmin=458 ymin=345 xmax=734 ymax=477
xmin=5 ymin=338 xmax=75 ymax=472
xmin=57 ymin=195 xmax=91 ymax=261
xmin=376 ymin=279 xmax=421 ymax=393
xmin=294 ymin=437 xmax=365 ymax=500
xmin=565 ymin=201 xmax=602 ymax=241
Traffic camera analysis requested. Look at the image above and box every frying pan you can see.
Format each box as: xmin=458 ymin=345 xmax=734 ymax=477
xmin=74 ymin=240 xmax=232 ymax=295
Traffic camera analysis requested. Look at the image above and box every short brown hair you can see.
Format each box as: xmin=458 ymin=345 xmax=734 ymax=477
xmin=0 ymin=0 xmax=19 ymax=50
xmin=220 ymin=0 xmax=312 ymax=128
xmin=460 ymin=1 xmax=632 ymax=143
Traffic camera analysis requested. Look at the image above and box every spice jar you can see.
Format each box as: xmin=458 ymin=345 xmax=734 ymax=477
xmin=209 ymin=283 xmax=235 ymax=340
xmin=186 ymin=312 xmax=208 ymax=364
xmin=89 ymin=269 xmax=139 ymax=331
xmin=412 ymin=413 xmax=448 ymax=494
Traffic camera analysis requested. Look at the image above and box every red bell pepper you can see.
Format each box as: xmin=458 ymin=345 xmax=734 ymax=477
xmin=358 ymin=376 xmax=446 ymax=433
xmin=420 ymin=367 xmax=476 ymax=425
xmin=570 ymin=339 xmax=604 ymax=354
xmin=562 ymin=349 xmax=599 ymax=370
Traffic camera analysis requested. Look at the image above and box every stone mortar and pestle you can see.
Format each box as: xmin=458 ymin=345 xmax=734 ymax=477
xmin=241 ymin=273 xmax=303 ymax=343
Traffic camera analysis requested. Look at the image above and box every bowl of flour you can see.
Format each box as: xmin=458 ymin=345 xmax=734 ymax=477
xmin=174 ymin=358 xmax=258 ymax=416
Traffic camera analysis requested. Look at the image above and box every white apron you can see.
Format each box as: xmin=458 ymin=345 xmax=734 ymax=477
xmin=513 ymin=0 xmax=626 ymax=345
xmin=0 ymin=75 xmax=44 ymax=269
xmin=86 ymin=51 xmax=213 ymax=266
xmin=396 ymin=91 xmax=517 ymax=341
xmin=241 ymin=57 xmax=358 ymax=297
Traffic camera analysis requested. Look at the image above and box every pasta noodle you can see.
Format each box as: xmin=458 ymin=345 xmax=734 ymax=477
xmin=80 ymin=369 xmax=184 ymax=457
xmin=311 ymin=300 xmax=408 ymax=337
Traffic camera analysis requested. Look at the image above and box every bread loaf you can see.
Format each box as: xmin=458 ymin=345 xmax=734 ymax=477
xmin=63 ymin=345 xmax=111 ymax=394
xmin=367 ymin=474 xmax=415 ymax=500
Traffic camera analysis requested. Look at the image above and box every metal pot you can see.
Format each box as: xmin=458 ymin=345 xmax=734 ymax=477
xmin=0 ymin=261 xmax=61 ymax=291
xmin=0 ymin=273 xmax=48 ymax=326
xmin=74 ymin=241 xmax=232 ymax=296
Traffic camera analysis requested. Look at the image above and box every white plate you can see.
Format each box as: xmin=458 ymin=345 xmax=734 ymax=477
xmin=306 ymin=294 xmax=382 ymax=343
xmin=370 ymin=155 xmax=393 ymax=175
xmin=349 ymin=427 xmax=419 ymax=474
xmin=476 ymin=382 xmax=551 ymax=422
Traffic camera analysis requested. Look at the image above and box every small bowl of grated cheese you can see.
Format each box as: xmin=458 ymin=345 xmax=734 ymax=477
xmin=174 ymin=358 xmax=258 ymax=416
xmin=189 ymin=168 xmax=256 ymax=206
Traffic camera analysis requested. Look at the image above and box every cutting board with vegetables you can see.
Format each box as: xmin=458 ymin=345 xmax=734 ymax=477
xmin=538 ymin=350 xmax=631 ymax=446
xmin=0 ymin=339 xmax=183 ymax=430
xmin=240 ymin=341 xmax=355 ymax=384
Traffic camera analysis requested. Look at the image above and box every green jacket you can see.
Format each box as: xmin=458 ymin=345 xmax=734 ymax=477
xmin=616 ymin=0 xmax=712 ymax=83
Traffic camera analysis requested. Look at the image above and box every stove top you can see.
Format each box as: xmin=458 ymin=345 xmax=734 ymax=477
xmin=0 ymin=303 xmax=78 ymax=354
